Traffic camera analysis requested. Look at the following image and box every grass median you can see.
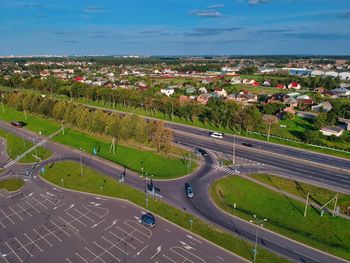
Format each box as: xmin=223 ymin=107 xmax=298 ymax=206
xmin=252 ymin=173 xmax=350 ymax=215
xmin=211 ymin=175 xmax=350 ymax=261
xmin=0 ymin=128 xmax=52 ymax=163
xmin=41 ymin=161 xmax=289 ymax=263
xmin=0 ymin=178 xmax=24 ymax=191
xmin=0 ymin=105 xmax=195 ymax=179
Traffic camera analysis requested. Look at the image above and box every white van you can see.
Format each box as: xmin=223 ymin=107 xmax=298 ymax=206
xmin=209 ymin=132 xmax=224 ymax=139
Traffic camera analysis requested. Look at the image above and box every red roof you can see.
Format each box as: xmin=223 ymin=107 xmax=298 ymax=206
xmin=276 ymin=84 xmax=285 ymax=89
xmin=290 ymin=82 xmax=299 ymax=87
xmin=252 ymin=81 xmax=260 ymax=86
xmin=74 ymin=76 xmax=84 ymax=81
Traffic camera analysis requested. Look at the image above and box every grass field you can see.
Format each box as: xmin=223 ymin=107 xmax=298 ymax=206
xmin=0 ymin=105 xmax=195 ymax=179
xmin=0 ymin=128 xmax=52 ymax=163
xmin=41 ymin=161 xmax=289 ymax=263
xmin=54 ymin=128 xmax=195 ymax=179
xmin=0 ymin=178 xmax=24 ymax=191
xmin=211 ymin=176 xmax=350 ymax=260
xmin=252 ymin=173 xmax=350 ymax=215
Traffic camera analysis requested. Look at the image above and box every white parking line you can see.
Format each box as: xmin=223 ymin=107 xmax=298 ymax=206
xmin=163 ymin=254 xmax=177 ymax=263
xmin=116 ymin=226 xmax=144 ymax=244
xmin=39 ymin=194 xmax=57 ymax=206
xmin=50 ymin=220 xmax=71 ymax=237
xmin=217 ymin=255 xmax=225 ymax=261
xmin=25 ymin=200 xmax=41 ymax=213
xmin=93 ymin=241 xmax=120 ymax=262
xmin=108 ymin=230 xmax=137 ymax=249
xmin=5 ymin=242 xmax=23 ymax=263
xmin=76 ymin=252 xmax=89 ymax=263
xmin=84 ymin=246 xmax=105 ymax=263
xmin=104 ymin=219 xmax=118 ymax=231
xmin=9 ymin=207 xmax=24 ymax=221
xmin=101 ymin=236 xmax=128 ymax=256
xmin=43 ymin=225 xmax=62 ymax=242
xmin=24 ymin=233 xmax=43 ymax=252
xmin=15 ymin=237 xmax=33 ymax=257
xmin=32 ymin=197 xmax=48 ymax=209
xmin=66 ymin=212 xmax=87 ymax=227
xmin=0 ymin=252 xmax=9 ymax=263
xmin=17 ymin=204 xmax=32 ymax=217
xmin=33 ymin=229 xmax=53 ymax=247
xmin=65 ymin=258 xmax=72 ymax=263
xmin=91 ymin=219 xmax=106 ymax=229
xmin=0 ymin=219 xmax=6 ymax=228
xmin=59 ymin=216 xmax=80 ymax=232
xmin=74 ymin=208 xmax=95 ymax=222
xmin=1 ymin=210 xmax=15 ymax=224
xmin=133 ymin=245 xmax=148 ymax=257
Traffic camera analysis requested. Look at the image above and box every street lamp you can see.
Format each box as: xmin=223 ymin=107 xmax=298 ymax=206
xmin=145 ymin=172 xmax=153 ymax=209
xmin=249 ymin=215 xmax=267 ymax=262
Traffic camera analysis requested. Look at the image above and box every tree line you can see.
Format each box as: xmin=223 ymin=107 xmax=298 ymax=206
xmin=4 ymin=91 xmax=174 ymax=154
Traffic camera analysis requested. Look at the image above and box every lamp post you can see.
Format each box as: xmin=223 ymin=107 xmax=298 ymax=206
xmin=249 ymin=215 xmax=267 ymax=262
xmin=232 ymin=134 xmax=236 ymax=165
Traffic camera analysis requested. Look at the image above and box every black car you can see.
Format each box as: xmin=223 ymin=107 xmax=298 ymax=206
xmin=242 ymin=142 xmax=254 ymax=148
xmin=140 ymin=212 xmax=156 ymax=228
xmin=197 ymin=148 xmax=208 ymax=156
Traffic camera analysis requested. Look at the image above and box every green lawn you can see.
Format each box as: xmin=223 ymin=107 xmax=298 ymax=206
xmin=0 ymin=178 xmax=24 ymax=191
xmin=252 ymin=173 xmax=350 ymax=215
xmin=0 ymin=128 xmax=52 ymax=163
xmin=54 ymin=128 xmax=195 ymax=179
xmin=0 ymin=105 xmax=195 ymax=179
xmin=41 ymin=161 xmax=289 ymax=263
xmin=211 ymin=176 xmax=350 ymax=260
xmin=277 ymin=116 xmax=314 ymax=140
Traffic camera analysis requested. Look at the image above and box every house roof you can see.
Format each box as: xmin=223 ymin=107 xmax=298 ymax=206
xmin=320 ymin=126 xmax=344 ymax=133
xmin=289 ymin=82 xmax=299 ymax=87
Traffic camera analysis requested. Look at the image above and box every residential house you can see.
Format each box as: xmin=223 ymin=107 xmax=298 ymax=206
xmin=230 ymin=77 xmax=241 ymax=85
xmin=338 ymin=118 xmax=350 ymax=131
xmin=311 ymin=101 xmax=333 ymax=112
xmin=262 ymin=80 xmax=271 ymax=86
xmin=311 ymin=70 xmax=325 ymax=77
xmin=276 ymin=84 xmax=286 ymax=89
xmin=283 ymin=96 xmax=298 ymax=107
xmin=320 ymin=126 xmax=344 ymax=137
xmin=214 ymin=88 xmax=228 ymax=98
xmin=331 ymin=87 xmax=350 ymax=97
xmin=288 ymin=82 xmax=301 ymax=90
xmin=74 ymin=76 xmax=84 ymax=82
xmin=197 ymin=94 xmax=210 ymax=105
xmin=252 ymin=81 xmax=260 ymax=87
xmin=185 ymin=86 xmax=196 ymax=94
xmin=198 ymin=87 xmax=208 ymax=94
xmin=339 ymin=72 xmax=350 ymax=81
xmin=325 ymin=71 xmax=339 ymax=78
xmin=179 ymin=95 xmax=190 ymax=104
xmin=314 ymin=87 xmax=325 ymax=94
xmin=160 ymin=87 xmax=175 ymax=97
xmin=283 ymin=106 xmax=296 ymax=115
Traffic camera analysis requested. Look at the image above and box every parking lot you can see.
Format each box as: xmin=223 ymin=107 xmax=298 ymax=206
xmin=0 ymin=181 xmax=245 ymax=263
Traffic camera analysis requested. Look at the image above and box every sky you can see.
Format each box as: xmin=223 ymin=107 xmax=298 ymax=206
xmin=0 ymin=0 xmax=349 ymax=56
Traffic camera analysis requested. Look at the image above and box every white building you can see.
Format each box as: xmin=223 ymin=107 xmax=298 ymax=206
xmin=160 ymin=88 xmax=175 ymax=97
xmin=320 ymin=126 xmax=344 ymax=137
xmin=325 ymin=71 xmax=339 ymax=78
xmin=311 ymin=70 xmax=324 ymax=77
xmin=339 ymin=72 xmax=350 ymax=81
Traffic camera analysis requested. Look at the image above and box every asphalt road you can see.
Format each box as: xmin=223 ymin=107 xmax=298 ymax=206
xmin=0 ymin=175 xmax=242 ymax=263
xmin=0 ymin=120 xmax=349 ymax=263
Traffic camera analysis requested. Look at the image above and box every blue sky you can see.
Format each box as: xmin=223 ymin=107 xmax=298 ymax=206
xmin=0 ymin=0 xmax=349 ymax=55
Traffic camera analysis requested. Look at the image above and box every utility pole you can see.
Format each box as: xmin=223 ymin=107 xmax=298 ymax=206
xmin=267 ymin=119 xmax=271 ymax=141
xmin=24 ymin=109 xmax=28 ymax=121
xmin=304 ymin=192 xmax=310 ymax=217
xmin=145 ymin=172 xmax=148 ymax=208
xmin=1 ymin=102 xmax=4 ymax=113
xmin=232 ymin=135 xmax=236 ymax=165
xmin=333 ymin=193 xmax=338 ymax=217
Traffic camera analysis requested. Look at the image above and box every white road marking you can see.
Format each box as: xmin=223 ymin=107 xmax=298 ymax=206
xmin=186 ymin=234 xmax=202 ymax=244
xmin=76 ymin=252 xmax=89 ymax=263
xmin=104 ymin=219 xmax=118 ymax=231
xmin=5 ymin=242 xmax=23 ymax=263
xmin=15 ymin=237 xmax=33 ymax=257
xmin=84 ymin=246 xmax=105 ymax=263
xmin=24 ymin=233 xmax=43 ymax=252
xmin=93 ymin=241 xmax=120 ymax=262
xmin=91 ymin=218 xmax=106 ymax=229
xmin=33 ymin=229 xmax=53 ymax=247
xmin=150 ymin=245 xmax=162 ymax=260
xmin=101 ymin=236 xmax=128 ymax=255
xmin=134 ymin=245 xmax=148 ymax=257
xmin=217 ymin=255 xmax=225 ymax=261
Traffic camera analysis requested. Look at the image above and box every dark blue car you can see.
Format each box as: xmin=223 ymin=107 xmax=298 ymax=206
xmin=141 ymin=213 xmax=156 ymax=228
